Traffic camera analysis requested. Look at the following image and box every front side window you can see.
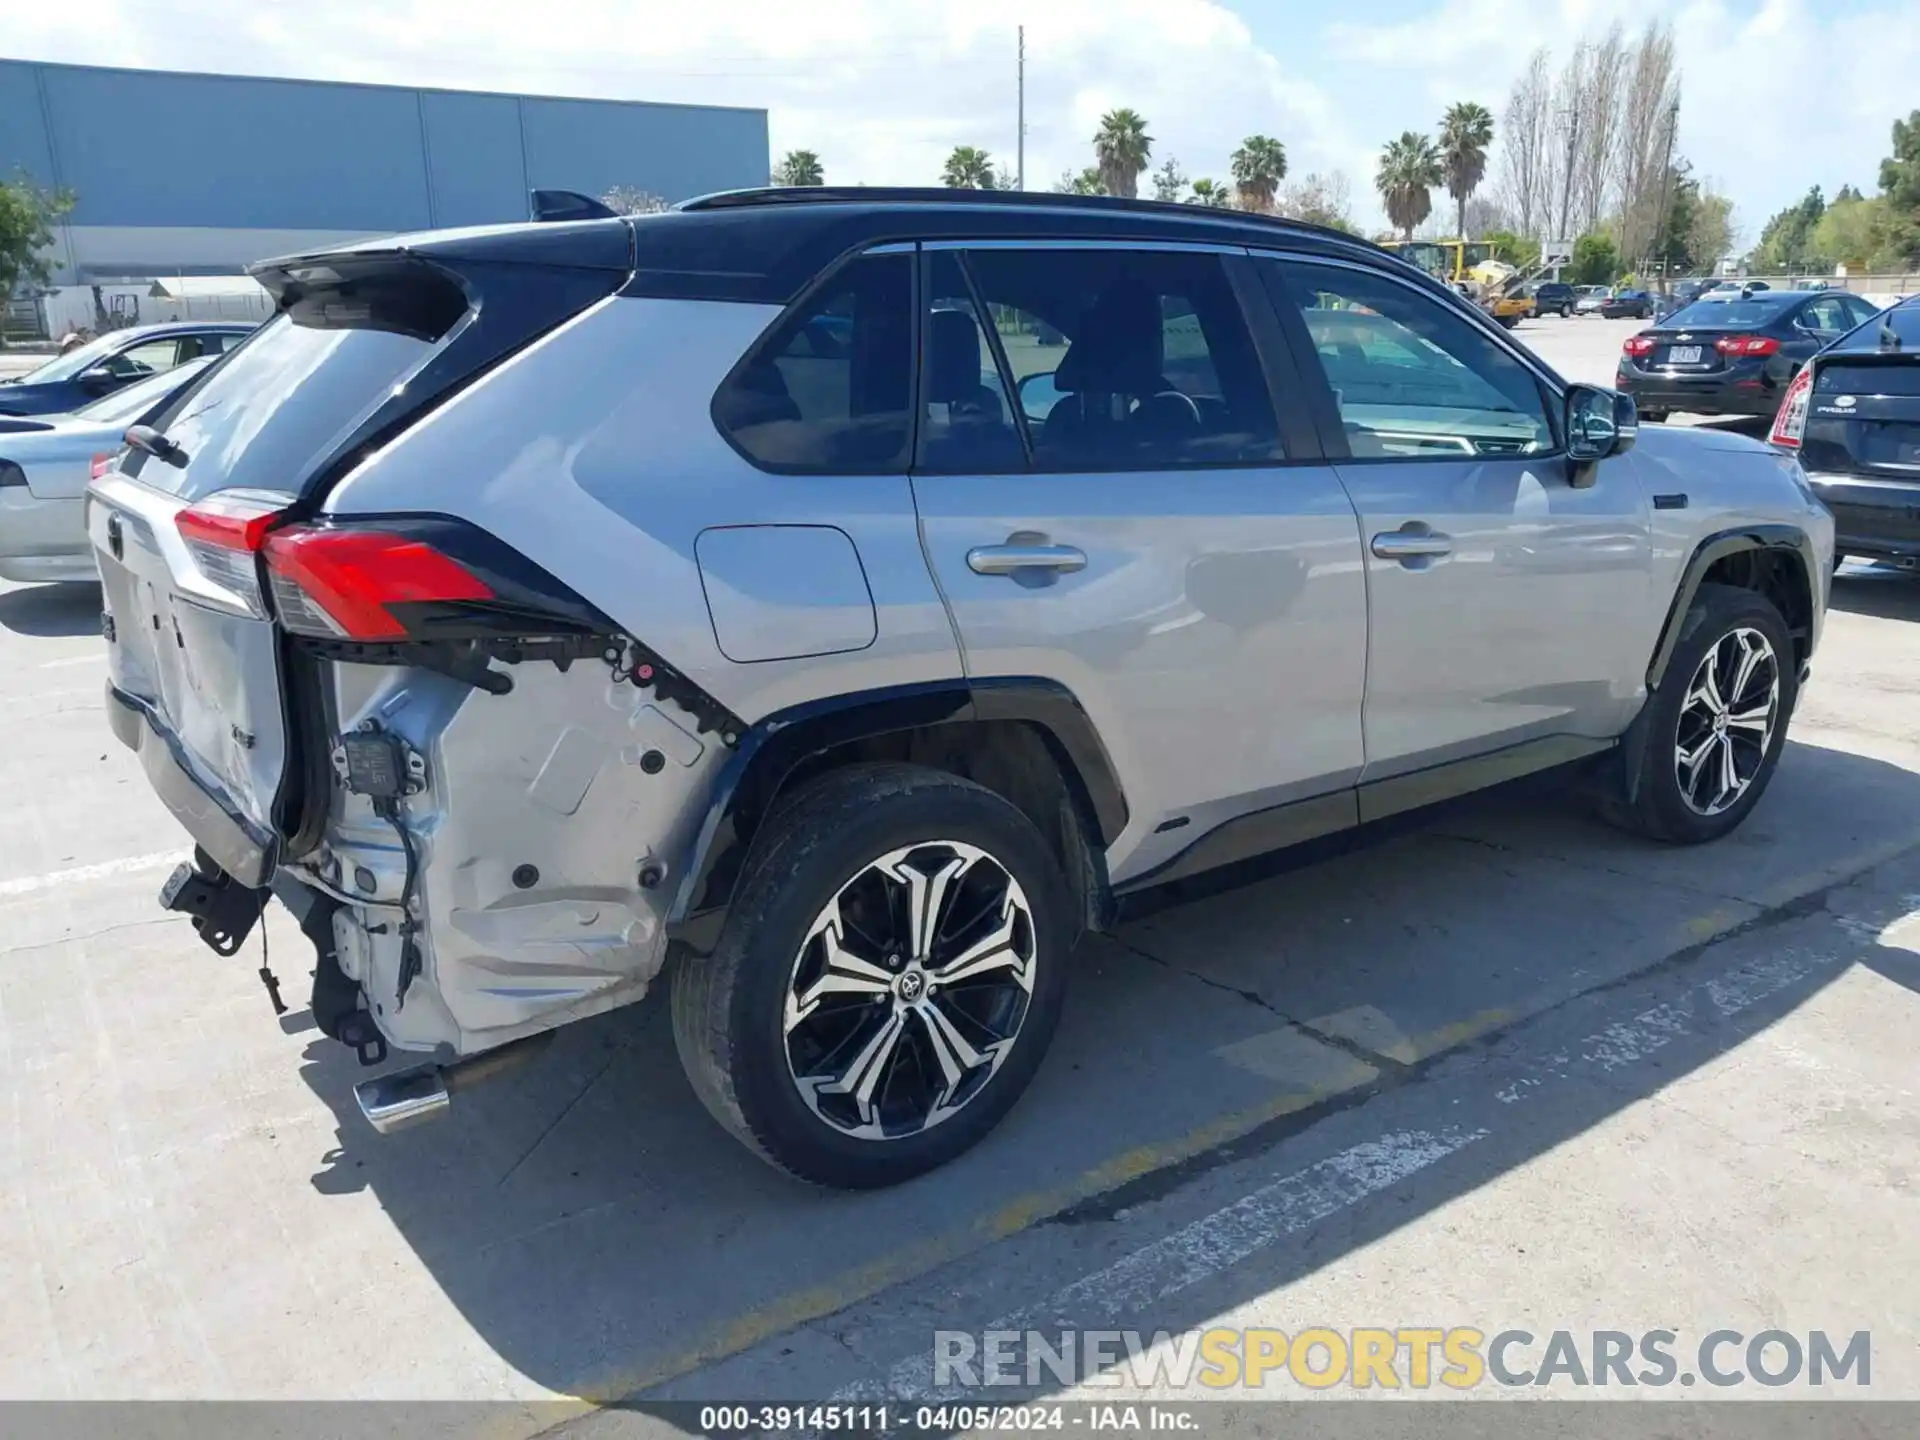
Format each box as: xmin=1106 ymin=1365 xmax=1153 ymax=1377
xmin=960 ymin=246 xmax=1283 ymax=471
xmin=1277 ymin=261 xmax=1554 ymax=459
xmin=713 ymin=252 xmax=913 ymax=472
xmin=107 ymin=339 xmax=184 ymax=377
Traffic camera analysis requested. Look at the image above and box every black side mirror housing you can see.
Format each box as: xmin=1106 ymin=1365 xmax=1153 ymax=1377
xmin=1565 ymin=383 xmax=1637 ymax=485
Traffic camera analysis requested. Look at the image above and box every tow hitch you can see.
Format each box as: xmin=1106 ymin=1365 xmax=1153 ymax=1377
xmin=160 ymin=849 xmax=268 ymax=957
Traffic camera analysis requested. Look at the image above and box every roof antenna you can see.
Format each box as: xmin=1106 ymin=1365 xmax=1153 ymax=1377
xmin=529 ymin=189 xmax=618 ymax=222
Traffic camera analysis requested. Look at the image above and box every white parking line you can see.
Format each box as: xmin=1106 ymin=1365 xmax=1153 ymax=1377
xmin=0 ymin=850 xmax=183 ymax=899
xmin=38 ymin=652 xmax=104 ymax=668
xmin=849 ymin=1128 xmax=1487 ymax=1403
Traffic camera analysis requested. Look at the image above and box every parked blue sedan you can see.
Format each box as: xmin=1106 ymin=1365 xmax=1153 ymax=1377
xmin=1600 ymin=287 xmax=1655 ymax=319
xmin=0 ymin=321 xmax=252 ymax=416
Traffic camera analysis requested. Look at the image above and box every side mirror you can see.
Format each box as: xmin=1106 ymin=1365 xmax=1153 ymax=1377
xmin=1565 ymin=384 xmax=1636 ymax=483
xmin=78 ymin=365 xmax=121 ymax=392
xmin=1017 ymin=370 xmax=1065 ymax=422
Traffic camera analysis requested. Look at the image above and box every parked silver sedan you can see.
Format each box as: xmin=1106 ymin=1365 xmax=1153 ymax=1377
xmin=0 ymin=357 xmax=215 ymax=582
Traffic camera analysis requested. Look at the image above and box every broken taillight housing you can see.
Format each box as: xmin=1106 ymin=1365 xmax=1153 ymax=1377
xmin=1769 ymin=366 xmax=1813 ymax=450
xmin=262 ymin=525 xmax=495 ymax=640
xmin=173 ymin=489 xmax=295 ymax=617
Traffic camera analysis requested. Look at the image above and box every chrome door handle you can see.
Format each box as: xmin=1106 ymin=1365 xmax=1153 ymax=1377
xmin=966 ymin=543 xmax=1088 ymax=576
xmin=1370 ymin=529 xmax=1454 ymax=560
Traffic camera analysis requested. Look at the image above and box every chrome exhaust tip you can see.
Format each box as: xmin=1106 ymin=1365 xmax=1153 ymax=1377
xmin=352 ymin=1031 xmax=553 ymax=1135
xmin=354 ymin=1064 xmax=451 ymax=1134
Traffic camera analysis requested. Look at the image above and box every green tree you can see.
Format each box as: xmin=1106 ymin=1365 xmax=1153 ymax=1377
xmin=1437 ymin=101 xmax=1495 ymax=240
xmin=772 ymin=150 xmax=824 ymax=187
xmin=1230 ymin=135 xmax=1288 ymax=213
xmin=1151 ymin=157 xmax=1188 ymax=203
xmin=1054 ymin=166 xmax=1105 ymax=196
xmin=1812 ymin=193 xmax=1905 ymax=272
xmin=942 ymin=146 xmax=999 ymax=189
xmin=0 ymin=175 xmax=74 ymax=319
xmin=1375 ymin=132 xmax=1443 ymax=240
xmin=1093 ymin=109 xmax=1153 ymax=199
xmin=1186 ymin=177 xmax=1232 ymax=208
xmin=1752 ymin=185 xmax=1828 ymax=271
xmin=1567 ymin=231 xmax=1621 ymax=286
xmin=1280 ymin=171 xmax=1356 ymax=231
xmin=1480 ymin=228 xmax=1541 ymax=269
xmin=1876 ymin=109 xmax=1920 ymax=265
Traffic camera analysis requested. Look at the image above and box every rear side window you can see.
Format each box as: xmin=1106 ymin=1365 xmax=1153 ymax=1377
xmin=713 ymin=253 xmax=913 ymax=472
xmin=963 ymin=246 xmax=1284 ymax=470
xmin=133 ymin=280 xmax=461 ymax=500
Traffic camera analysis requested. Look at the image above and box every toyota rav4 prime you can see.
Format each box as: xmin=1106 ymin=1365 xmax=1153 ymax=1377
xmin=90 ymin=189 xmax=1832 ymax=1189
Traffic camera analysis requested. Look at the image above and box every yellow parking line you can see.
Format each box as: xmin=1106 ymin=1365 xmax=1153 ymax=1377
xmin=492 ymin=826 xmax=1920 ymax=1432
xmin=547 ymin=1069 xmax=1377 ymax=1409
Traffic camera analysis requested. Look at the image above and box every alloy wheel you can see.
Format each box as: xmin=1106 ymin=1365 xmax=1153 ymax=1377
xmin=1673 ymin=626 xmax=1780 ymax=816
xmin=782 ymin=841 xmax=1038 ymax=1141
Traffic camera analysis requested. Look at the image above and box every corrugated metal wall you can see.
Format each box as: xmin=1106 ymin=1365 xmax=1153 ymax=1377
xmin=0 ymin=60 xmax=769 ymax=278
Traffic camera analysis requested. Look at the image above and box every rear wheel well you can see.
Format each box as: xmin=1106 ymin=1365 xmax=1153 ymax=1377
xmin=774 ymin=720 xmax=1113 ymax=937
xmin=1699 ymin=545 xmax=1813 ymax=669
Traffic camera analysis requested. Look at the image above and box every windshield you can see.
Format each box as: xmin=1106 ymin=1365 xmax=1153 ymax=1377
xmin=1667 ymin=295 xmax=1797 ymax=328
xmin=8 ymin=332 xmax=127 ymax=384
xmin=73 ymin=356 xmax=215 ymax=423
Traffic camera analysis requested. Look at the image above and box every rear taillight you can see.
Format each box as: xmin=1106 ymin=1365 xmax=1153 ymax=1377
xmin=1769 ymin=366 xmax=1813 ymax=449
xmin=1623 ymin=335 xmax=1656 ymax=358
xmin=261 ymin=526 xmax=495 ymax=640
xmin=173 ymin=489 xmax=293 ymax=616
xmin=90 ymin=453 xmax=116 ymax=481
xmin=1715 ymin=334 xmax=1781 ymax=357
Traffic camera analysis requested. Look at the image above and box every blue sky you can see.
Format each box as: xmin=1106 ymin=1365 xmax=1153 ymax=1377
xmin=5 ymin=0 xmax=1915 ymax=241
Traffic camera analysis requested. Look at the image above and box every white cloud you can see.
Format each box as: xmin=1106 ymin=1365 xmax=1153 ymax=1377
xmin=4 ymin=0 xmax=1367 ymax=207
xmin=4 ymin=0 xmax=1913 ymax=238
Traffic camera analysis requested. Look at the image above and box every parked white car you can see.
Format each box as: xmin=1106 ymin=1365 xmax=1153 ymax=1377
xmin=0 ymin=357 xmax=214 ymax=582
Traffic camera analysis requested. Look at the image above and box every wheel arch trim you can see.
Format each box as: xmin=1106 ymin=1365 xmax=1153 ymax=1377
xmin=665 ymin=677 xmax=1128 ymax=942
xmin=1645 ymin=523 xmax=1819 ymax=692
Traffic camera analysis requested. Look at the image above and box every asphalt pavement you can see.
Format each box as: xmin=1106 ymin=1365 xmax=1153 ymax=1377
xmin=0 ymin=318 xmax=1914 ymax=1425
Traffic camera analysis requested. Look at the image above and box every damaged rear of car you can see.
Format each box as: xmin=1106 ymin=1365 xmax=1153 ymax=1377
xmin=91 ymin=215 xmax=735 ymax=1117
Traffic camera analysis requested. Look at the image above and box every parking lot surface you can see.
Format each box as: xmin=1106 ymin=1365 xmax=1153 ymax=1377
xmin=0 ymin=318 xmax=1915 ymax=1415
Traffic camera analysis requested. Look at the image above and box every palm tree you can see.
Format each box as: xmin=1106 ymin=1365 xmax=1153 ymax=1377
xmin=1376 ymin=132 xmax=1443 ymax=240
xmin=772 ymin=150 xmax=824 ymax=187
xmin=1186 ymin=178 xmax=1232 ymax=208
xmin=1437 ymin=102 xmax=1495 ymax=240
xmin=1093 ymin=109 xmax=1153 ymax=199
xmin=1230 ymin=135 xmax=1288 ymax=213
xmin=942 ymin=146 xmax=999 ymax=189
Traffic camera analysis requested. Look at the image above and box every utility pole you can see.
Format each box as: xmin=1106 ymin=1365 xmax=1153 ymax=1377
xmin=1016 ymin=26 xmax=1025 ymax=191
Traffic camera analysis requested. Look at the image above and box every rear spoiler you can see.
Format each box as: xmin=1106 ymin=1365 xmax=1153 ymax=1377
xmin=530 ymin=189 xmax=618 ymax=222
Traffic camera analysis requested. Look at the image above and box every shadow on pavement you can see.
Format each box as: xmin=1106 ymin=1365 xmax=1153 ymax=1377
xmin=289 ymin=737 xmax=1920 ymax=1400
xmin=1829 ymin=564 xmax=1920 ymax=622
xmin=0 ymin=581 xmax=101 ymax=637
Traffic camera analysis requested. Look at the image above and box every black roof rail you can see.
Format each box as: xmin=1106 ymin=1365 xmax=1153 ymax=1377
xmin=530 ymin=189 xmax=618 ymax=223
xmin=676 ymin=185 xmax=1373 ymax=249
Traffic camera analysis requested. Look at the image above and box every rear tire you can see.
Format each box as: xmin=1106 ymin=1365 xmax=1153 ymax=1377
xmin=671 ymin=763 xmax=1072 ymax=1188
xmin=1640 ymin=409 xmax=1669 ymax=424
xmin=1597 ymin=584 xmax=1797 ymax=845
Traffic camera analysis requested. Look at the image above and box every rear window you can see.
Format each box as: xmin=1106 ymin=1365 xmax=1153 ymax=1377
xmin=1816 ymin=362 xmax=1920 ymax=397
xmin=1666 ymin=295 xmax=1795 ymax=328
xmin=133 ymin=275 xmax=464 ymax=499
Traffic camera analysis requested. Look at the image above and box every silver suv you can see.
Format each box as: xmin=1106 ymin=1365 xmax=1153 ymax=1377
xmin=89 ymin=189 xmax=1833 ymax=1188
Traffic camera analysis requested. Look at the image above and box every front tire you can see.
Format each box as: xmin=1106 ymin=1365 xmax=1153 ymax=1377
xmin=671 ymin=763 xmax=1072 ymax=1188
xmin=1599 ymin=584 xmax=1797 ymax=844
